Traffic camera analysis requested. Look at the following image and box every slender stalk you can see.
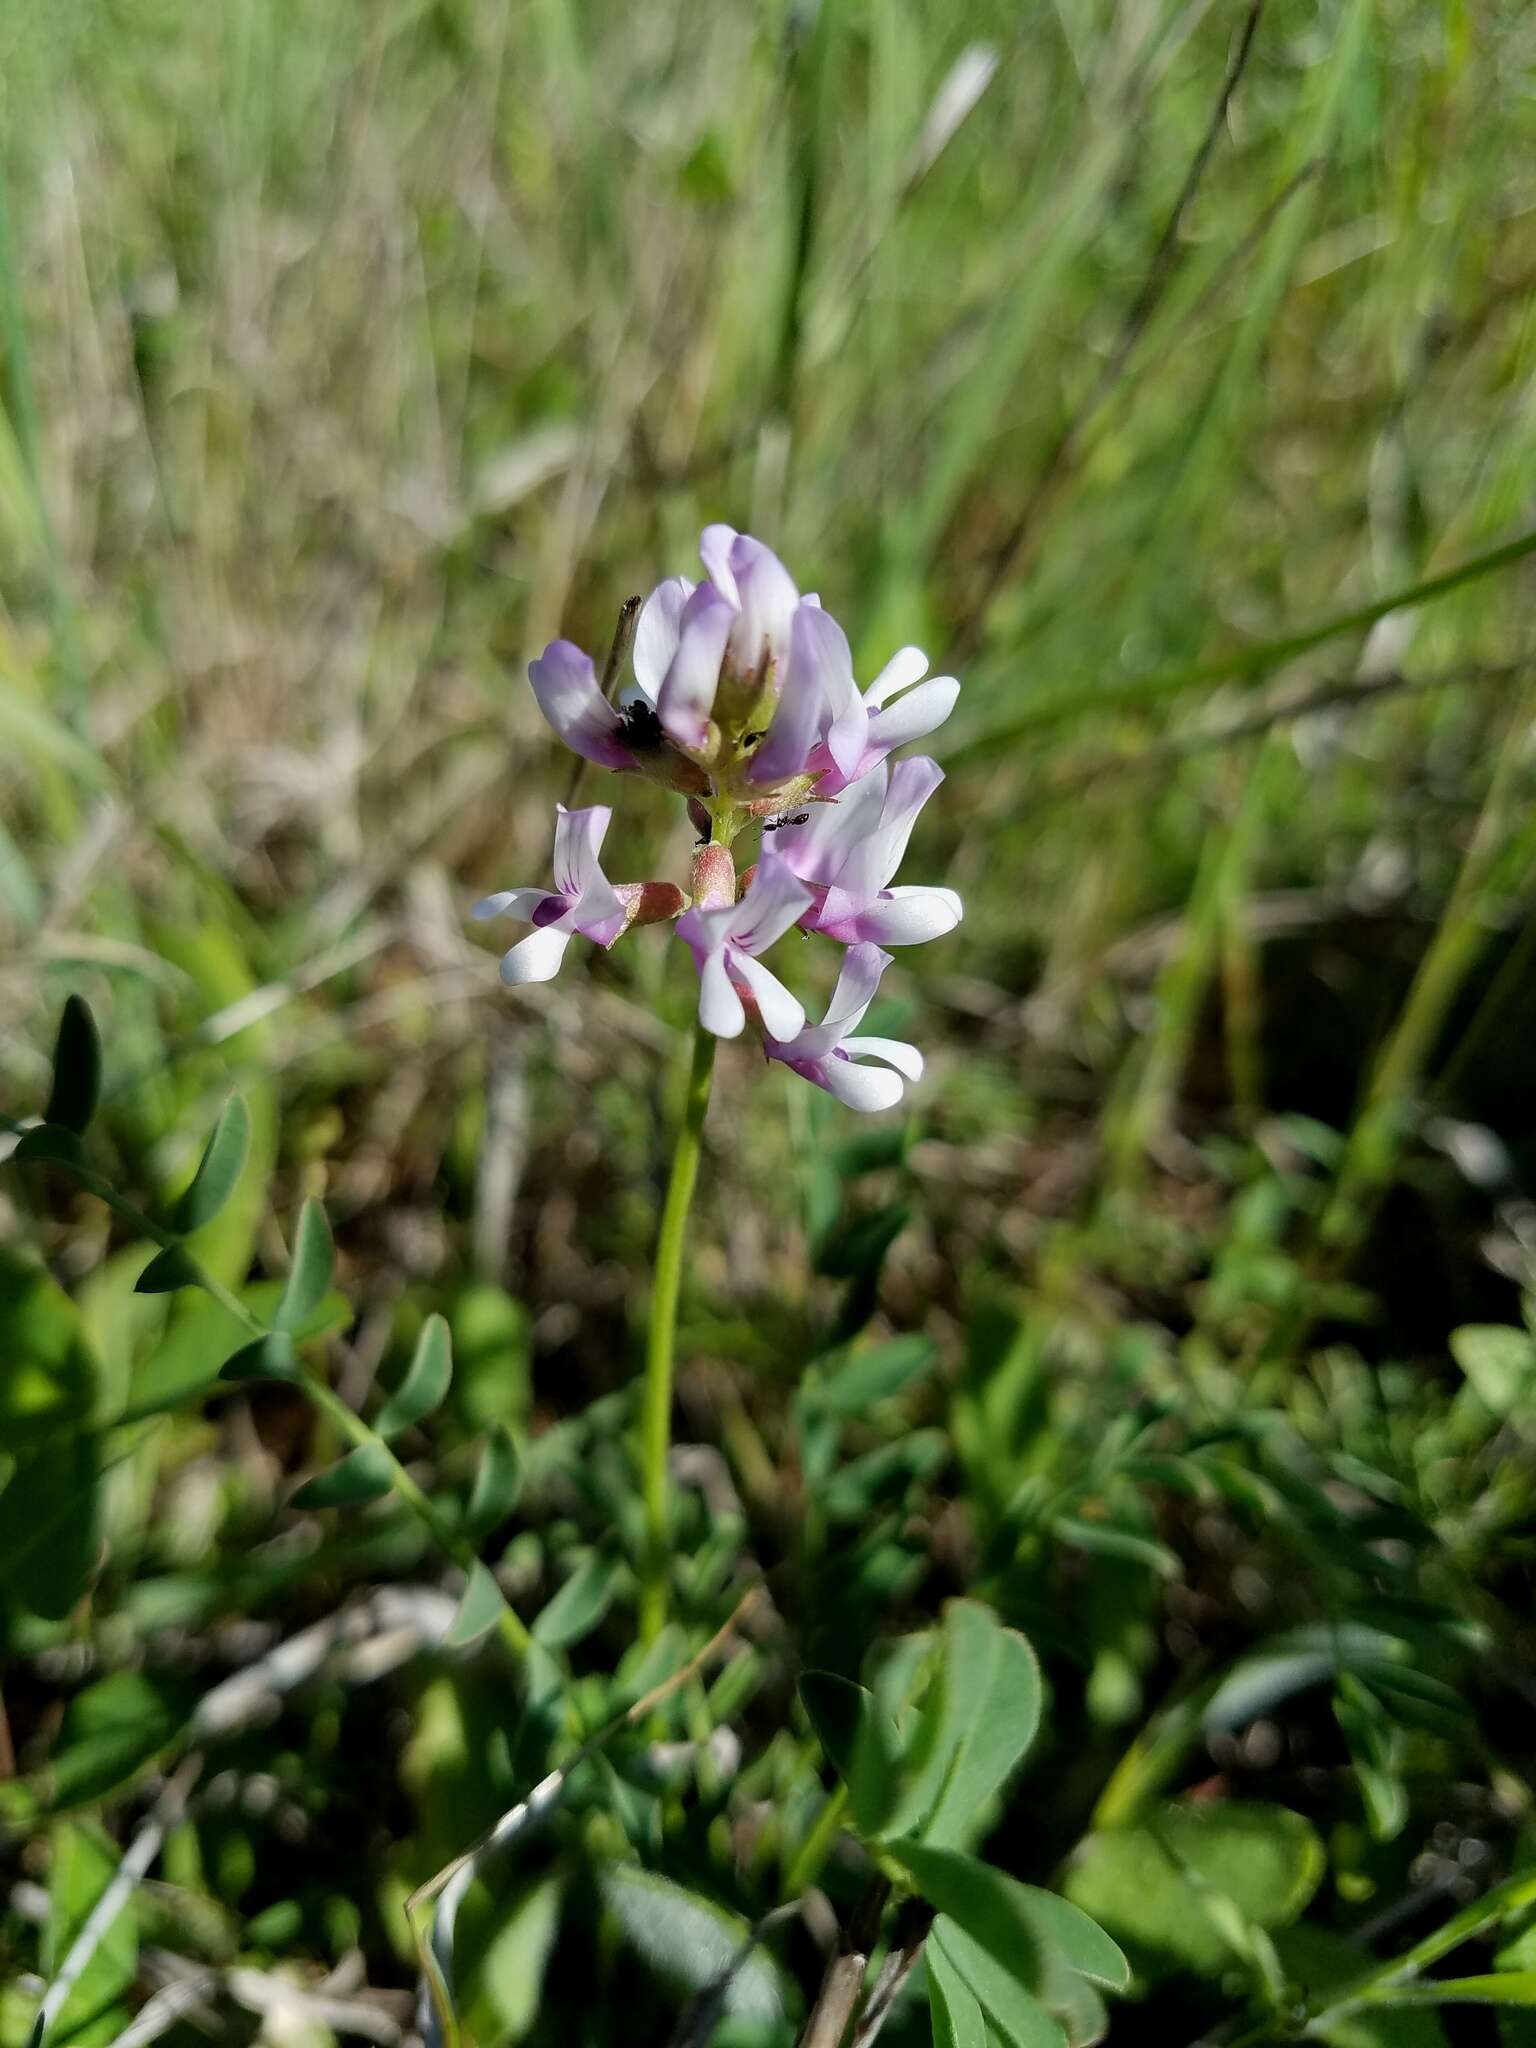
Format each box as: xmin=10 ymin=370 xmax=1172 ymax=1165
xmin=639 ymin=1019 xmax=718 ymax=1642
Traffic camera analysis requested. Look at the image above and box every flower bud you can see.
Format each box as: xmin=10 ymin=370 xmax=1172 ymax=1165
xmin=689 ymin=842 xmax=737 ymax=911
xmin=609 ymin=881 xmax=687 ymax=945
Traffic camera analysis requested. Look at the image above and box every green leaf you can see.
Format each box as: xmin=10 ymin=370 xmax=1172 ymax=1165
xmin=1051 ymin=1517 xmax=1182 ymax=1578
xmin=816 ymin=1202 xmax=910 ymax=1280
xmin=888 ymin=1843 xmax=1129 ymax=1995
xmin=171 ymin=1096 xmax=251 ymax=1233
xmin=1063 ymin=1802 xmax=1325 ymax=1980
xmin=274 ymin=1199 xmax=333 ymax=1333
xmin=289 ymin=1444 xmax=394 ymax=1509
xmin=218 ymin=1332 xmax=299 ymax=1383
xmin=1274 ymin=1928 xmax=1446 ymax=2048
xmin=460 ymin=1873 xmax=564 ymax=2045
xmin=0 ymin=1249 xmax=107 ymax=1450
xmin=809 ymin=1335 xmax=937 ymax=1415
xmin=130 ymin=1286 xmax=346 ymax=1417
xmin=10 ymin=1123 xmax=88 ymax=1169
xmin=1449 ymin=1324 xmax=1536 ymax=1416
xmin=887 ymin=1600 xmax=1043 ymax=1847
xmin=0 ymin=1433 xmax=100 ymax=1620
xmin=1360 ymin=1975 xmax=1536 ymax=2008
xmin=43 ymin=995 xmax=101 ymax=1135
xmin=444 ymin=1561 xmax=507 ymax=1648
xmin=929 ymin=1935 xmax=989 ymax=2048
xmin=466 ymin=1423 xmax=523 ymax=1539
xmin=799 ymin=1671 xmax=904 ymax=1837
xmin=597 ymin=1865 xmax=786 ymax=2021
xmin=929 ymin=1918 xmax=1066 ymax=2048
xmin=532 ymin=1553 xmax=616 ymax=1650
xmin=134 ymin=1244 xmax=204 ymax=1295
xmin=375 ymin=1314 xmax=452 ymax=1437
xmin=40 ymin=1821 xmax=137 ymax=2048
xmin=49 ymin=1670 xmax=192 ymax=1808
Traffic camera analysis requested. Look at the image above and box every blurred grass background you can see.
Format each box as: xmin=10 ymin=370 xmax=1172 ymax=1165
xmin=4 ymin=0 xmax=1536 ymax=2038
xmin=3 ymin=0 xmax=1535 ymax=1305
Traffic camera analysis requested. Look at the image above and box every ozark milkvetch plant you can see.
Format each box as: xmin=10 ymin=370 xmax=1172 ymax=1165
xmin=472 ymin=525 xmax=962 ymax=1635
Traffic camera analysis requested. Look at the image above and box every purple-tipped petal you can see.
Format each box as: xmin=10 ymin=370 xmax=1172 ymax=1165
xmin=734 ymin=954 xmax=806 ymax=1041
xmin=551 ymin=803 xmax=612 ymax=898
xmin=473 ymin=886 xmax=561 ymax=923
xmin=529 ymin=641 xmax=634 ymax=771
xmin=773 ymin=769 xmax=888 ymax=884
xmin=728 ymin=849 xmax=814 ymax=955
xmin=658 ymin=585 xmax=734 ymax=752
xmin=750 ymin=601 xmax=839 ymax=784
xmin=633 ymin=577 xmax=695 ymax=703
xmin=572 ymin=872 xmax=628 ymax=949
xmin=863 ymin=645 xmax=930 ymax=709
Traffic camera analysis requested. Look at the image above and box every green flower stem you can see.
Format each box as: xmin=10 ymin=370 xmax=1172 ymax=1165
xmin=639 ymin=1018 xmax=718 ymax=1642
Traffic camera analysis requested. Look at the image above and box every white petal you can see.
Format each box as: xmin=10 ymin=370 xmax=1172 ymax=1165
xmin=697 ymin=949 xmax=746 ymax=1038
xmin=658 ymin=586 xmax=734 ymax=752
xmin=552 ymin=803 xmax=612 ymax=897
xmin=632 ymin=577 xmax=695 ymax=702
xmin=792 ymin=941 xmax=892 ymax=1059
xmin=863 ymin=645 xmax=929 ymax=709
xmin=501 ymin=922 xmax=575 ymax=984
xmin=865 ymin=676 xmax=959 ymax=753
xmin=849 ymin=885 xmax=963 ymax=946
xmin=698 ymin=524 xmax=741 ymax=606
xmin=729 ymin=849 xmax=814 ymax=954
xmin=837 ymin=755 xmax=945 ymax=899
xmin=819 ymin=1055 xmax=906 ymax=1112
xmin=472 ymin=887 xmax=558 ymax=922
xmin=841 ymin=1034 xmax=924 ymax=1081
xmin=733 ymin=953 xmax=805 ymax=1040
xmin=528 ymin=641 xmax=633 ymax=770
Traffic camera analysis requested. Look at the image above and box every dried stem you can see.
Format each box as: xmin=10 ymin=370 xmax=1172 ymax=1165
xmin=565 ymin=595 xmax=641 ymax=807
xmin=794 ymin=1878 xmax=890 ymax=2048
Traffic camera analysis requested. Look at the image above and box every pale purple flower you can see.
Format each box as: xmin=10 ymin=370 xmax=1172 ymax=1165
xmin=632 ymin=528 xmax=842 ymax=782
xmin=472 ymin=804 xmax=627 ymax=984
xmin=805 ymin=644 xmax=960 ymax=795
xmin=764 ymin=944 xmax=923 ymax=1112
xmin=527 ymin=641 xmax=639 ymax=772
xmin=675 ymin=849 xmax=812 ymax=1041
xmin=772 ymin=757 xmax=962 ymax=947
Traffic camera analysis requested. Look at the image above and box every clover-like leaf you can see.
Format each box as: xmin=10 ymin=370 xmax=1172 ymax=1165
xmin=374 ymin=1314 xmax=452 ymax=1438
xmin=44 ymin=995 xmax=102 ymax=1136
xmin=171 ymin=1096 xmax=251 ymax=1234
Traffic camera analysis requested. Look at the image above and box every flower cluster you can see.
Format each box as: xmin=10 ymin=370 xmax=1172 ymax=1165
xmin=473 ymin=526 xmax=962 ymax=1111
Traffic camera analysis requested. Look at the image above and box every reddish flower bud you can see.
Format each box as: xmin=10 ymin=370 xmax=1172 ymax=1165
xmin=689 ymin=842 xmax=737 ymax=911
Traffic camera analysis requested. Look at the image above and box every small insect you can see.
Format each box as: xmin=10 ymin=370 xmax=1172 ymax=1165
xmin=617 ymin=700 xmax=664 ymax=749
xmin=741 ymin=730 xmax=767 ymax=750
xmin=764 ymin=811 xmax=810 ymax=832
